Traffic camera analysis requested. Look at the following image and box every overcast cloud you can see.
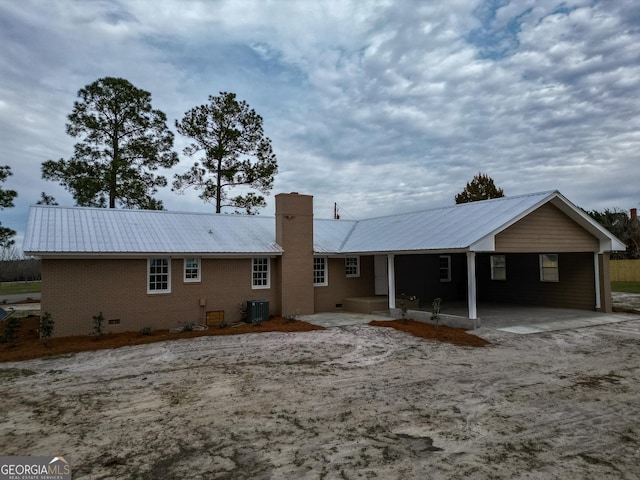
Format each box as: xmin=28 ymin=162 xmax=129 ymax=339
xmin=1 ymin=0 xmax=639 ymax=247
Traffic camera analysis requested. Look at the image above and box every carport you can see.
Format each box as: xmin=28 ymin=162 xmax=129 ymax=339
xmin=361 ymin=192 xmax=626 ymax=322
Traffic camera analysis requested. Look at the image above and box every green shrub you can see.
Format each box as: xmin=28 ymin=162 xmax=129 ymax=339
xmin=182 ymin=322 xmax=195 ymax=332
xmin=39 ymin=312 xmax=55 ymax=344
xmin=1 ymin=316 xmax=21 ymax=343
xmin=140 ymin=326 xmax=154 ymax=336
xmin=92 ymin=312 xmax=104 ymax=337
xmin=431 ymin=298 xmax=442 ymax=327
xmin=283 ymin=314 xmax=298 ymax=323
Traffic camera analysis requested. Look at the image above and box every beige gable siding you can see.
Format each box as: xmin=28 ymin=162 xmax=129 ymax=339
xmin=495 ymin=203 xmax=599 ymax=252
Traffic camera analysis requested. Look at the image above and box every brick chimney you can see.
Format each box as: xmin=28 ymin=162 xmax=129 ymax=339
xmin=275 ymin=193 xmax=315 ymax=316
xmin=631 ymin=208 xmax=637 ymax=221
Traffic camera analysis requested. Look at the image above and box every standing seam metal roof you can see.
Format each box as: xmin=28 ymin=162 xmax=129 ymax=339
xmin=23 ymin=191 xmax=625 ymax=256
xmin=23 ymin=206 xmax=282 ymax=255
xmin=339 ymin=191 xmax=557 ymax=253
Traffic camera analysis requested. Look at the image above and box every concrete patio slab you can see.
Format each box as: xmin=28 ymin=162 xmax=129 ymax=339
xmin=300 ymin=306 xmax=639 ymax=334
xmin=300 ymin=311 xmax=392 ymax=327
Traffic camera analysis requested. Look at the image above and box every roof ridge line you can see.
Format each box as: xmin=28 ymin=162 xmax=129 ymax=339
xmin=358 ymin=190 xmax=557 ymax=222
xmin=29 ymin=204 xmax=277 ymax=219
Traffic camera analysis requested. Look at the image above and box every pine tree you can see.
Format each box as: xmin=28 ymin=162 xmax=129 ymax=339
xmin=42 ymin=77 xmax=178 ymax=209
xmin=455 ymin=172 xmax=505 ymax=204
xmin=173 ymin=92 xmax=278 ymax=214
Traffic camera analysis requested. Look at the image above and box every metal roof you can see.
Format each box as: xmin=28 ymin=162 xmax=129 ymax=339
xmin=341 ymin=191 xmax=557 ymax=253
xmin=340 ymin=190 xmax=625 ymax=253
xmin=23 ymin=206 xmax=283 ymax=256
xmin=23 ymin=190 xmax=625 ymax=256
xmin=313 ymin=218 xmax=358 ymax=254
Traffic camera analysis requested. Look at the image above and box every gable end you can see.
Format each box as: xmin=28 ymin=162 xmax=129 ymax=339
xmin=495 ymin=203 xmax=599 ymax=252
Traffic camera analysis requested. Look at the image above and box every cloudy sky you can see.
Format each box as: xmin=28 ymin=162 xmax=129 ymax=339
xmin=1 ymin=0 xmax=640 ymax=248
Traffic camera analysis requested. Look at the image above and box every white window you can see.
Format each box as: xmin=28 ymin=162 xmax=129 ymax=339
xmin=184 ymin=257 xmax=201 ymax=283
xmin=491 ymin=255 xmax=506 ymax=280
xmin=439 ymin=255 xmax=451 ymax=282
xmin=252 ymin=257 xmax=270 ymax=289
xmin=345 ymin=256 xmax=360 ymax=277
xmin=148 ymin=258 xmax=171 ymax=293
xmin=540 ymin=254 xmax=559 ymax=282
xmin=314 ymin=257 xmax=328 ymax=286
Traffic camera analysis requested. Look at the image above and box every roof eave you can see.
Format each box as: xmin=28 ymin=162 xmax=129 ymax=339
xmin=26 ymin=251 xmax=283 ymax=259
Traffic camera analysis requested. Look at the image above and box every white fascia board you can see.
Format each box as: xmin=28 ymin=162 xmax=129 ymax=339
xmin=335 ymin=248 xmax=469 ymax=256
xmin=30 ymin=251 xmax=283 ymax=259
xmin=469 ymin=235 xmax=496 ymax=252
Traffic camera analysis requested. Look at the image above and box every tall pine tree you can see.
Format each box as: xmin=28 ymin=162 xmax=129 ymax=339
xmin=173 ymin=92 xmax=278 ymax=214
xmin=42 ymin=77 xmax=178 ymax=209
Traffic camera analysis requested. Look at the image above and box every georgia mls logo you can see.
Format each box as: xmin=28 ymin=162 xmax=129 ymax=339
xmin=0 ymin=456 xmax=71 ymax=480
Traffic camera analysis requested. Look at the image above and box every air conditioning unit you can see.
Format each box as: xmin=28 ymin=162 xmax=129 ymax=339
xmin=246 ymin=300 xmax=269 ymax=324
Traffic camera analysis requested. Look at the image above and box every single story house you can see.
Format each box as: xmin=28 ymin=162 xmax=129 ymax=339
xmin=23 ymin=191 xmax=625 ymax=337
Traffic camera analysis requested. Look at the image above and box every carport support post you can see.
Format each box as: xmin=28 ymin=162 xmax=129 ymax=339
xmin=466 ymin=252 xmax=478 ymax=326
xmin=387 ymin=254 xmax=396 ymax=309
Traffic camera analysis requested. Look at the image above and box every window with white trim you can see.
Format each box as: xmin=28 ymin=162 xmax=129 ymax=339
xmin=252 ymin=257 xmax=270 ymax=289
xmin=148 ymin=258 xmax=171 ymax=293
xmin=439 ymin=255 xmax=451 ymax=282
xmin=490 ymin=255 xmax=506 ymax=280
xmin=314 ymin=257 xmax=328 ymax=286
xmin=345 ymin=256 xmax=360 ymax=277
xmin=540 ymin=254 xmax=559 ymax=282
xmin=184 ymin=257 xmax=201 ymax=283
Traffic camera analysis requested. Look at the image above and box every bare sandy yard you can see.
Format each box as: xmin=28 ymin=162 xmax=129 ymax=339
xmin=1 ymin=319 xmax=639 ymax=479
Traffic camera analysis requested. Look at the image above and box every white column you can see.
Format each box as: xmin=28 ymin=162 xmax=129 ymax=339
xmin=387 ymin=254 xmax=396 ymax=309
xmin=467 ymin=252 xmax=477 ymax=321
xmin=594 ymin=253 xmax=601 ymax=310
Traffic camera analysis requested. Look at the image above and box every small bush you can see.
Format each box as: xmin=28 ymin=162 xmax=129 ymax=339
xmin=431 ymin=298 xmax=442 ymax=328
xmin=39 ymin=312 xmax=55 ymax=344
xmin=1 ymin=316 xmax=21 ymax=343
xmin=218 ymin=319 xmax=228 ymax=329
xmin=140 ymin=326 xmax=154 ymax=336
xmin=283 ymin=314 xmax=298 ymax=323
xmin=182 ymin=322 xmax=195 ymax=332
xmin=92 ymin=312 xmax=104 ymax=337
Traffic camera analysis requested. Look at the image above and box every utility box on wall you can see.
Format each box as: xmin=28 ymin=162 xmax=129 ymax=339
xmin=206 ymin=310 xmax=224 ymax=326
xmin=246 ymin=300 xmax=269 ymax=323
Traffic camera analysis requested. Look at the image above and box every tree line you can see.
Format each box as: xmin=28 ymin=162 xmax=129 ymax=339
xmin=0 ymin=246 xmax=40 ymax=282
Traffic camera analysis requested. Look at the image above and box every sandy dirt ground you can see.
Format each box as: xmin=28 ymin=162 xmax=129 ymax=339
xmin=1 ymin=319 xmax=640 ymax=480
